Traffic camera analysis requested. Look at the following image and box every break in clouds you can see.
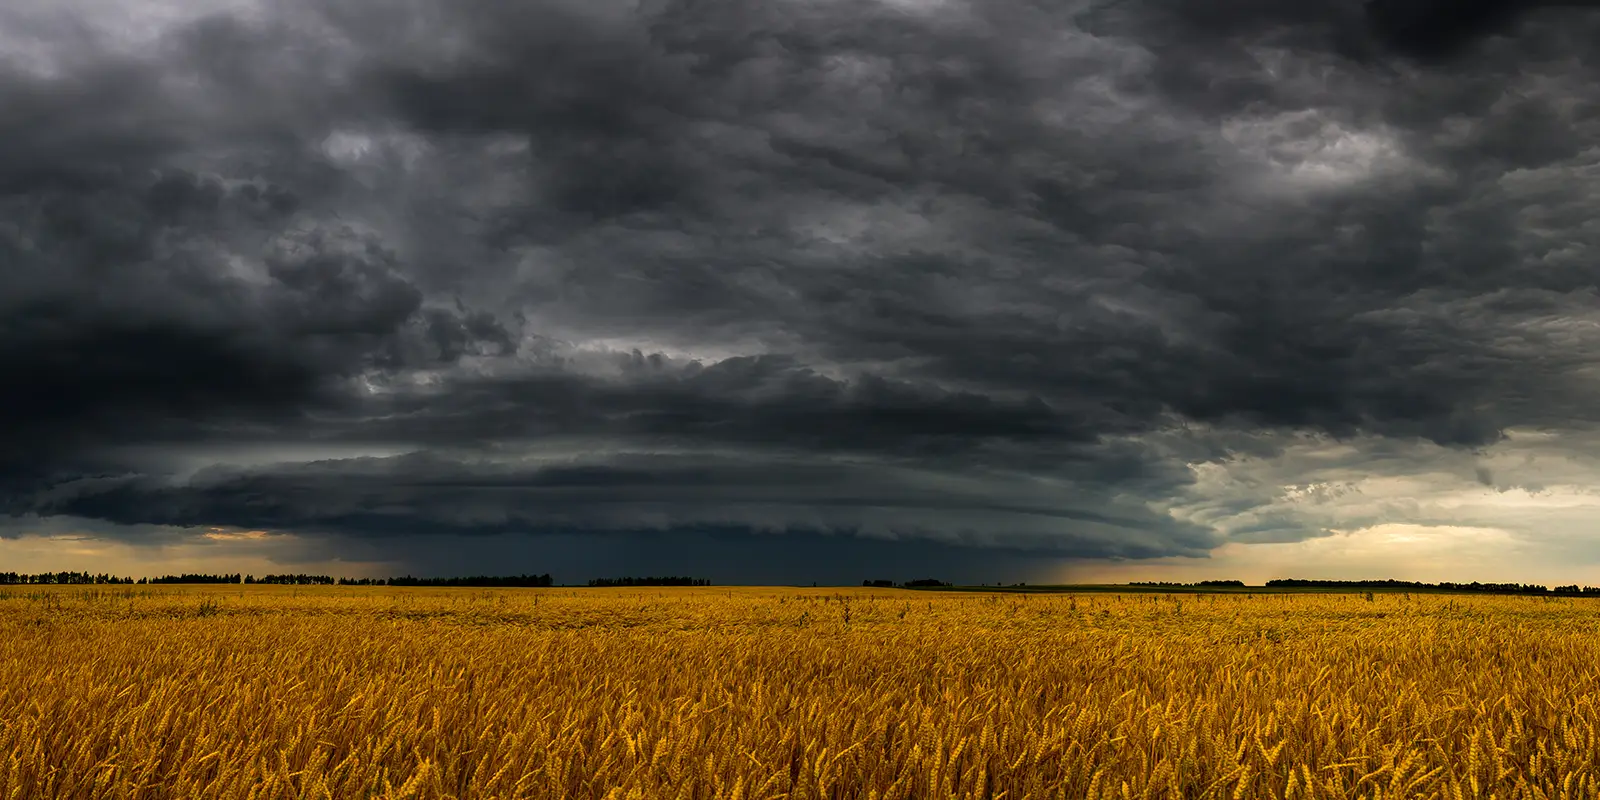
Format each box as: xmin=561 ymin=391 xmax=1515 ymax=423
xmin=5 ymin=0 xmax=1600 ymax=580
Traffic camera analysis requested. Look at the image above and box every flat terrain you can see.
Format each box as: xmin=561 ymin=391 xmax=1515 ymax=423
xmin=3 ymin=587 xmax=1600 ymax=799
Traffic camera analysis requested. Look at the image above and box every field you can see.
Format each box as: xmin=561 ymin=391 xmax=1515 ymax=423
xmin=4 ymin=587 xmax=1600 ymax=799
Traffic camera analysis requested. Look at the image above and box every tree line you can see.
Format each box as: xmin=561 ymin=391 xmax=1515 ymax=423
xmin=345 ymin=574 xmax=555 ymax=587
xmin=0 ymin=572 xmax=136 ymax=585
xmin=587 ymin=577 xmax=711 ymax=587
xmin=0 ymin=572 xmax=554 ymax=587
xmin=1129 ymin=580 xmax=1247 ymax=588
xmin=1122 ymin=578 xmax=1600 ymax=596
xmin=1263 ymin=579 xmax=1600 ymax=596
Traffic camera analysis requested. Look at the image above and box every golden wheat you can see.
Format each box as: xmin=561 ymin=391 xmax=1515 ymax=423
xmin=3 ymin=586 xmax=1600 ymax=798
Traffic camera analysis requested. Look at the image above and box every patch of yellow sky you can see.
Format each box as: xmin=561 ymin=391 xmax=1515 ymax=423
xmin=0 ymin=527 xmax=402 ymax=580
xmin=1062 ymin=430 xmax=1600 ymax=586
xmin=1057 ymin=523 xmax=1536 ymax=586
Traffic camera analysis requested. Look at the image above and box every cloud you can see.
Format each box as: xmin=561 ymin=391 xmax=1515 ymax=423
xmin=28 ymin=449 xmax=1218 ymax=559
xmin=1364 ymin=0 xmax=1548 ymax=61
xmin=3 ymin=0 xmax=1600 ymax=579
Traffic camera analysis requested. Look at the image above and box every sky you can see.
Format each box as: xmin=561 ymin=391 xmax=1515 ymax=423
xmin=5 ymin=0 xmax=1600 ymax=585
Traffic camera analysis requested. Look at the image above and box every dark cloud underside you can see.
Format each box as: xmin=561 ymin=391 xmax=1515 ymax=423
xmin=3 ymin=0 xmax=1600 ymax=578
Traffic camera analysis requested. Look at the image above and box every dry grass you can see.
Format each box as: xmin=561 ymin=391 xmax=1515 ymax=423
xmin=3 ymin=586 xmax=1600 ymax=798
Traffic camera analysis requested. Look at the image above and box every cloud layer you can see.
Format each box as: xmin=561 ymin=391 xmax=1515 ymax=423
xmin=5 ymin=0 xmax=1600 ymax=579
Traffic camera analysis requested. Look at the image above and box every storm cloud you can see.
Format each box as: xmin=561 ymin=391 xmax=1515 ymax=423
xmin=5 ymin=0 xmax=1600 ymax=580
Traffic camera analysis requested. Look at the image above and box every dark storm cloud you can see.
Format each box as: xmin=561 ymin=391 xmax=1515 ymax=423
xmin=334 ymin=354 xmax=1108 ymax=462
xmin=5 ymin=0 xmax=1600 ymax=576
xmin=32 ymin=451 xmax=1215 ymax=559
xmin=1363 ymin=0 xmax=1582 ymax=60
xmin=0 ymin=20 xmax=515 ymax=484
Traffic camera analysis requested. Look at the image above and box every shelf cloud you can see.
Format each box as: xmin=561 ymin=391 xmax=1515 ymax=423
xmin=4 ymin=0 xmax=1600 ymax=581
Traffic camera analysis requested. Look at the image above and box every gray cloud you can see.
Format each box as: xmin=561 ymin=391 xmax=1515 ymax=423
xmin=32 ymin=450 xmax=1215 ymax=558
xmin=4 ymin=0 xmax=1600 ymax=580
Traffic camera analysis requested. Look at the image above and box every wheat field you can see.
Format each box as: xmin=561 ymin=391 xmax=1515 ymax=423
xmin=3 ymin=587 xmax=1600 ymax=799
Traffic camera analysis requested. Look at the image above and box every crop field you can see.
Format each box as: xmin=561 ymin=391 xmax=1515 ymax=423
xmin=3 ymin=587 xmax=1600 ymax=799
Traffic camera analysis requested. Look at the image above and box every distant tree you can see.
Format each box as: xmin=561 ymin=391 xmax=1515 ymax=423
xmin=149 ymin=573 xmax=245 ymax=585
xmin=383 ymin=574 xmax=554 ymax=587
xmin=0 ymin=571 xmax=134 ymax=585
xmin=1262 ymin=578 xmax=1600 ymax=596
xmin=49 ymin=572 xmax=561 ymax=587
xmin=587 ymin=576 xmax=710 ymax=587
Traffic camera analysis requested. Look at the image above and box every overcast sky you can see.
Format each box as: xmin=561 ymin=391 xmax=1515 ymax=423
xmin=5 ymin=0 xmax=1600 ymax=584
